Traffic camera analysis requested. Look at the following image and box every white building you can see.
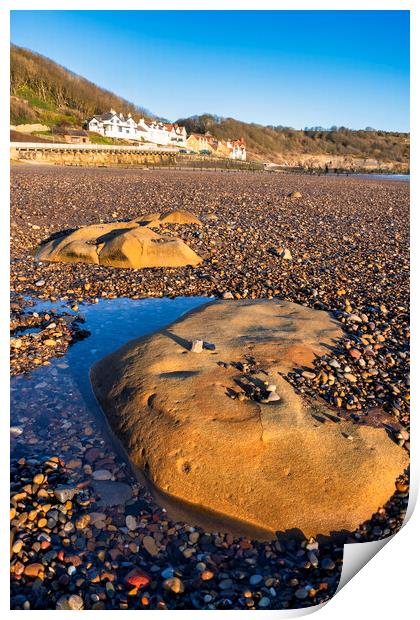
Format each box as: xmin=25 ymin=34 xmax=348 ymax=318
xmin=87 ymin=110 xmax=138 ymax=140
xmin=229 ymin=139 xmax=247 ymax=161
xmin=168 ymin=123 xmax=188 ymax=146
xmin=86 ymin=111 xmax=244 ymax=158
xmin=135 ymin=119 xmax=187 ymax=146
xmin=86 ymin=110 xmax=187 ymax=147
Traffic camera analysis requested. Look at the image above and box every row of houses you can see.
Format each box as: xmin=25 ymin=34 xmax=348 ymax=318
xmin=85 ymin=110 xmax=246 ymax=160
xmin=187 ymin=133 xmax=246 ymax=161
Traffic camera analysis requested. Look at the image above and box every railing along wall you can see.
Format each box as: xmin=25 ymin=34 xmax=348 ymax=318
xmin=10 ymin=142 xmax=263 ymax=171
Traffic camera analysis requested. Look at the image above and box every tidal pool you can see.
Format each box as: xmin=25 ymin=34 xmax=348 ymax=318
xmin=11 ymin=295 xmax=210 ymax=457
xmin=11 ymin=298 xmax=215 ymax=505
xmin=12 ymin=295 xmax=275 ymax=538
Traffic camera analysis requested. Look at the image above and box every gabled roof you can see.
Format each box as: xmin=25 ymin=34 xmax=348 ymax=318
xmin=89 ymin=112 xmax=127 ymax=123
xmin=90 ymin=112 xmax=115 ymax=122
xmin=189 ymin=133 xmax=211 ymax=141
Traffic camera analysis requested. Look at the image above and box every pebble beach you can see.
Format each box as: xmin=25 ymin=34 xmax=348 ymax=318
xmin=10 ymin=165 xmax=409 ymax=610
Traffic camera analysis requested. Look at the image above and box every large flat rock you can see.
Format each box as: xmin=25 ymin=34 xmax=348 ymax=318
xmin=35 ymin=211 xmax=202 ymax=269
xmin=91 ymin=299 xmax=408 ymax=537
xmin=141 ymin=209 xmax=203 ymax=227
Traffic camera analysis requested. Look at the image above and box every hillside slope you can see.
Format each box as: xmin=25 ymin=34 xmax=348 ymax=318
xmin=177 ymin=114 xmax=409 ymax=171
xmin=10 ymin=45 xmax=409 ymax=171
xmin=10 ymin=45 xmax=152 ymax=128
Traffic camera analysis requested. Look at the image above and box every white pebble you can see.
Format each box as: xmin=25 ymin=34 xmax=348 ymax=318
xmin=191 ymin=339 xmax=203 ymax=353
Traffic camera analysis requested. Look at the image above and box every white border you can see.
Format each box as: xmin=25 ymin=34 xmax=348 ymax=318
xmin=1 ymin=2 xmax=416 ymax=618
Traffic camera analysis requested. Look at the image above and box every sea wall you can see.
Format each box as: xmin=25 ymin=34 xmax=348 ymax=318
xmin=10 ymin=143 xmax=263 ymax=171
xmin=10 ymin=143 xmax=177 ymax=167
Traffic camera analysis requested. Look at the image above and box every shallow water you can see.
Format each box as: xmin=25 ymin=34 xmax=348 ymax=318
xmin=11 ymin=295 xmax=276 ymax=539
xmin=330 ymin=173 xmax=410 ymax=182
xmin=11 ymin=296 xmax=210 ymax=455
xmin=11 ymin=299 xmax=208 ymax=501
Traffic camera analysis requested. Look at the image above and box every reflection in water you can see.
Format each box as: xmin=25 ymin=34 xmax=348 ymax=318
xmin=11 ymin=295 xmax=280 ymax=539
xmin=328 ymin=173 xmax=410 ymax=182
xmin=10 ymin=296 xmax=230 ymax=525
xmin=11 ymin=297 xmax=211 ymax=445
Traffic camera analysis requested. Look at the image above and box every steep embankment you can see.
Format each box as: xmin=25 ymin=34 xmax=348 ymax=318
xmin=10 ymin=45 xmax=152 ymax=128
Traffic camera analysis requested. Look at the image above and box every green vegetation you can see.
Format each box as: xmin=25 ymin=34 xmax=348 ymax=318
xmin=177 ymin=114 xmax=409 ymax=166
xmin=10 ymin=44 xmax=409 ymax=168
xmin=15 ymin=85 xmax=56 ymax=111
xmin=87 ymin=133 xmax=132 ymax=146
xmin=10 ymin=44 xmax=151 ymax=126
xmin=88 ymin=133 xmax=117 ymax=145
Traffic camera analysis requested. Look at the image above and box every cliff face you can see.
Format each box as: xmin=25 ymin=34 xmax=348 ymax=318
xmin=253 ymin=152 xmax=409 ymax=172
xmin=178 ymin=115 xmax=410 ymax=172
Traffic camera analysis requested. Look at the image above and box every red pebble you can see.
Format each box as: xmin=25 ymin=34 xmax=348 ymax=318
xmin=125 ymin=568 xmax=151 ymax=589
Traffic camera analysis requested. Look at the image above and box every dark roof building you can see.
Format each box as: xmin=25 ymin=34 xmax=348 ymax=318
xmin=54 ymin=128 xmax=90 ymax=144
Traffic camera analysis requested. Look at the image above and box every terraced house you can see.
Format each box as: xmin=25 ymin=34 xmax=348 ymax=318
xmin=186 ymin=132 xmax=218 ymax=154
xmin=86 ymin=110 xmax=187 ymax=146
xmin=86 ymin=110 xmax=245 ymax=159
xmin=87 ymin=110 xmax=138 ymax=140
xmin=136 ymin=119 xmax=187 ymax=146
xmin=186 ymin=133 xmax=247 ymax=160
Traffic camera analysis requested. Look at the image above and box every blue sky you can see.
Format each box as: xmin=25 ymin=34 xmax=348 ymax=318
xmin=10 ymin=10 xmax=409 ymax=131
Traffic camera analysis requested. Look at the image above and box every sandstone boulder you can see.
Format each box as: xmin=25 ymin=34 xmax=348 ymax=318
xmin=91 ymin=299 xmax=408 ymax=537
xmin=141 ymin=209 xmax=202 ymax=227
xmin=35 ymin=215 xmax=202 ymax=269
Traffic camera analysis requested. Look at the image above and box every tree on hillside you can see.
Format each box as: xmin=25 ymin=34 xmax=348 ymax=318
xmin=175 ymin=114 xmax=409 ymax=163
xmin=10 ymin=45 xmax=152 ymax=120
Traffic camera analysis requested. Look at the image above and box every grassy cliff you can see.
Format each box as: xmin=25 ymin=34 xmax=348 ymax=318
xmin=10 ymin=45 xmax=151 ymax=128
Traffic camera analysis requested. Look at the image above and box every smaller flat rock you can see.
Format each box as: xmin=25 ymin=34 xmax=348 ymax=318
xmin=143 ymin=535 xmax=159 ymax=556
xmin=93 ymin=481 xmax=132 ymax=507
xmin=126 ymin=515 xmax=137 ymax=531
xmin=92 ymin=469 xmax=113 ymax=481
